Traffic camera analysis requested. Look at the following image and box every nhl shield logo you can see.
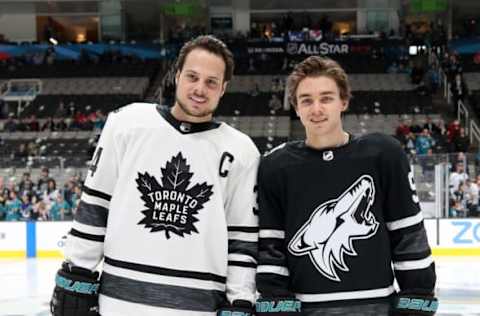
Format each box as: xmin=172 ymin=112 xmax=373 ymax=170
xmin=323 ymin=150 xmax=334 ymax=161
xmin=136 ymin=152 xmax=213 ymax=239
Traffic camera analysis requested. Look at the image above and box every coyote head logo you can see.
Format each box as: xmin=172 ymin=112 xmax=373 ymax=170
xmin=288 ymin=175 xmax=379 ymax=282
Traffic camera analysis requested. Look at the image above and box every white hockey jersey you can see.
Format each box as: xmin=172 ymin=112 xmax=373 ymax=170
xmin=65 ymin=103 xmax=260 ymax=316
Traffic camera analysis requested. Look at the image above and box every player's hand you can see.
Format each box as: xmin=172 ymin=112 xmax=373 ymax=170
xmin=50 ymin=262 xmax=101 ymax=316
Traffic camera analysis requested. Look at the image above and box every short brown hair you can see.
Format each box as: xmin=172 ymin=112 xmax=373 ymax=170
xmin=175 ymin=35 xmax=235 ymax=82
xmin=287 ymin=56 xmax=352 ymax=108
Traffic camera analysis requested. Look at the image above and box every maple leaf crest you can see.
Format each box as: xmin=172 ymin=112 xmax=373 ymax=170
xmin=136 ymin=152 xmax=214 ymax=239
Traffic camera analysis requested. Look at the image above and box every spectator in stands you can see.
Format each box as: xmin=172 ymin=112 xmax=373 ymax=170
xmin=49 ymin=192 xmax=71 ymax=221
xmin=450 ymin=162 xmax=469 ymax=194
xmin=454 ymin=127 xmax=470 ymax=152
xmin=55 ymin=118 xmax=67 ymax=131
xmin=0 ymin=195 xmax=5 ymax=220
xmin=32 ymin=198 xmax=49 ymax=221
xmin=464 ymin=178 xmax=479 ymax=217
xmin=424 ymin=116 xmax=440 ymax=135
xmin=28 ymin=115 xmax=40 ymax=131
xmin=451 ymin=73 xmax=467 ymax=102
xmin=404 ymin=132 xmax=417 ymax=157
xmin=41 ymin=117 xmax=56 ymax=131
xmin=3 ymin=114 xmax=16 ymax=132
xmin=447 ymin=119 xmax=461 ymax=142
xmin=268 ymin=93 xmax=282 ymax=111
xmin=55 ymin=101 xmax=68 ymax=118
xmin=449 ymin=199 xmax=466 ymax=218
xmin=20 ymin=193 xmax=33 ymax=220
xmin=396 ymin=119 xmax=410 ymax=140
xmin=13 ymin=143 xmax=28 ymax=160
xmin=18 ymin=172 xmax=34 ymax=196
xmin=37 ymin=166 xmax=52 ymax=194
xmin=5 ymin=190 xmax=21 ymax=221
xmin=416 ymin=128 xmax=434 ymax=155
xmin=409 ymin=117 xmax=422 ymax=134
xmin=42 ymin=178 xmax=58 ymax=208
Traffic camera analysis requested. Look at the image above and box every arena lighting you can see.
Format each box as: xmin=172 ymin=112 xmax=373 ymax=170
xmin=49 ymin=37 xmax=58 ymax=45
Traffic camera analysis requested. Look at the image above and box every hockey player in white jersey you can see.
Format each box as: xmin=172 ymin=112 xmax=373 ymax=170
xmin=255 ymin=56 xmax=438 ymax=316
xmin=50 ymin=35 xmax=259 ymax=316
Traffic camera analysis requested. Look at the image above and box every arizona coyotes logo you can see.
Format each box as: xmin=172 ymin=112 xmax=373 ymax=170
xmin=136 ymin=152 xmax=213 ymax=239
xmin=288 ymin=175 xmax=379 ymax=282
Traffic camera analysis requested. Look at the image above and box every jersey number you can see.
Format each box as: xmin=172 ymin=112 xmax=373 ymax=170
xmin=89 ymin=147 xmax=103 ymax=177
xmin=408 ymin=170 xmax=419 ymax=204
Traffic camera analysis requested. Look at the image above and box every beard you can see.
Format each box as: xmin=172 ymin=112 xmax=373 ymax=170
xmin=175 ymin=92 xmax=217 ymax=119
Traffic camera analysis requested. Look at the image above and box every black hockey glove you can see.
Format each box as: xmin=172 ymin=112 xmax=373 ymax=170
xmin=50 ymin=262 xmax=101 ymax=316
xmin=256 ymin=291 xmax=301 ymax=315
xmin=216 ymin=300 xmax=254 ymax=316
xmin=390 ymin=290 xmax=438 ymax=316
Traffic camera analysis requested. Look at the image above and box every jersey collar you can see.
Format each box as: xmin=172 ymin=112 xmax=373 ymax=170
xmin=157 ymin=104 xmax=221 ymax=134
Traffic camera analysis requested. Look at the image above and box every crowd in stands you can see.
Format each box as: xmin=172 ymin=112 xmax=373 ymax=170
xmin=0 ymin=167 xmax=83 ymax=221
xmin=449 ymin=160 xmax=480 ymax=218
xmin=0 ymin=108 xmax=106 ymax=131
xmin=396 ymin=118 xmax=470 ymax=158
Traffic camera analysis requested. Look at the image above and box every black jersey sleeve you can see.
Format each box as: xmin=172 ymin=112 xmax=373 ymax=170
xmin=379 ymin=135 xmax=436 ymax=293
xmin=255 ymin=154 xmax=291 ymax=296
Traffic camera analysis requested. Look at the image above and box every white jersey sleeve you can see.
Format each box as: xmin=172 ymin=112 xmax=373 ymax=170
xmin=224 ymin=143 xmax=260 ymax=305
xmin=65 ymin=111 xmax=125 ymax=270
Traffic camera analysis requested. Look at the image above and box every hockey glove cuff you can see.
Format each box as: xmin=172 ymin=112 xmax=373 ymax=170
xmin=216 ymin=299 xmax=254 ymax=316
xmin=390 ymin=290 xmax=438 ymax=316
xmin=50 ymin=262 xmax=101 ymax=316
xmin=256 ymin=292 xmax=301 ymax=315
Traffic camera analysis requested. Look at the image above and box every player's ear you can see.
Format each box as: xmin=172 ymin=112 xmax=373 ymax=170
xmin=174 ymin=71 xmax=180 ymax=85
xmin=341 ymin=100 xmax=349 ymax=112
xmin=220 ymin=81 xmax=228 ymax=97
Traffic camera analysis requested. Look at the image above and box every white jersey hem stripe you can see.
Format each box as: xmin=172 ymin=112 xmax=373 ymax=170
xmin=259 ymin=229 xmax=285 ymax=239
xmin=257 ymin=265 xmax=289 ymax=276
xmin=103 ymin=263 xmax=226 ymax=292
xmin=295 ymin=285 xmax=395 ymax=302
xmin=386 ymin=212 xmax=423 ymax=231
xmin=393 ymin=256 xmax=434 ymax=271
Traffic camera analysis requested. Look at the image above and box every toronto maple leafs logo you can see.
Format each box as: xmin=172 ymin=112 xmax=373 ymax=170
xmin=136 ymin=152 xmax=214 ymax=239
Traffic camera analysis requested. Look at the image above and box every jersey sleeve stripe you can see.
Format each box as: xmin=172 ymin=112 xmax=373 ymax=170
xmin=228 ymin=231 xmax=258 ymax=242
xmin=386 ymin=212 xmax=423 ymax=231
xmin=228 ymin=253 xmax=257 ymax=264
xmin=82 ymin=185 xmax=112 ymax=202
xmin=257 ymin=265 xmax=290 ymax=276
xmin=228 ymin=261 xmax=257 ymax=268
xmin=259 ymin=229 xmax=285 ymax=239
xmin=228 ymin=240 xmax=257 ymax=259
xmin=72 ymin=221 xmax=107 ymax=236
xmin=75 ymin=201 xmax=108 ymax=227
xmin=104 ymin=256 xmax=227 ymax=283
xmin=393 ymin=256 xmax=434 ymax=271
xmin=69 ymin=228 xmax=105 ymax=242
xmin=81 ymin=191 xmax=110 ymax=210
xmin=228 ymin=226 xmax=259 ymax=233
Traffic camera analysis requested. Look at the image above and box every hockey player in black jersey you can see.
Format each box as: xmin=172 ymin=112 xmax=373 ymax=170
xmin=50 ymin=35 xmax=259 ymax=316
xmin=255 ymin=56 xmax=437 ymax=316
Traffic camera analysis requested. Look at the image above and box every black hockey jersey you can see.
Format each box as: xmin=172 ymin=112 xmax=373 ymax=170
xmin=256 ymin=133 xmax=436 ymax=308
